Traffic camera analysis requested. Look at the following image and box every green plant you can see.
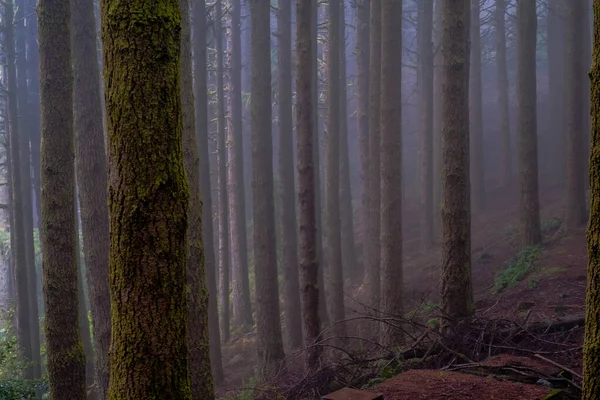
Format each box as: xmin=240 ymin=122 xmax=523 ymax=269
xmin=541 ymin=217 xmax=561 ymax=233
xmin=494 ymin=246 xmax=542 ymax=293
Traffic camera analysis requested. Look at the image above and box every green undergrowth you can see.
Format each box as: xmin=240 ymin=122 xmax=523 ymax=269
xmin=494 ymin=246 xmax=542 ymax=293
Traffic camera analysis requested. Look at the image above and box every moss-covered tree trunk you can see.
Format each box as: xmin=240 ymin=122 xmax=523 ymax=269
xmin=296 ymin=0 xmax=322 ymax=371
xmin=365 ymin=0 xmax=382 ymax=318
xmin=277 ymin=0 xmax=303 ymax=350
xmin=215 ymin=0 xmax=230 ymax=344
xmin=183 ymin=0 xmax=219 ymax=394
xmin=495 ymin=0 xmax=512 ymax=188
xmin=101 ymin=0 xmax=192 ymax=395
xmin=191 ymin=0 xmax=223 ymax=385
xmin=380 ymin=0 xmax=403 ymax=346
xmin=584 ymin=5 xmax=600 ymax=396
xmin=6 ymin=0 xmax=33 ymax=381
xmin=71 ymin=0 xmax=111 ymax=392
xmin=516 ymin=0 xmax=541 ymax=247
xmin=564 ymin=0 xmax=587 ymax=229
xmin=355 ymin=0 xmax=369 ymax=280
xmin=38 ymin=0 xmax=87 ymax=393
xmin=418 ymin=0 xmax=434 ymax=250
xmin=440 ymin=0 xmax=473 ymax=324
xmin=250 ymin=0 xmax=285 ymax=367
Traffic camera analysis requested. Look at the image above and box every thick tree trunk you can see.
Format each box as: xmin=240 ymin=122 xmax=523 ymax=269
xmin=433 ymin=0 xmax=443 ymax=236
xmin=185 ymin=0 xmax=219 ymax=394
xmin=355 ymin=0 xmax=369 ymax=278
xmin=38 ymin=0 xmax=87 ymax=393
xmin=102 ymin=0 xmax=193 ymax=394
xmin=191 ymin=0 xmax=223 ymax=386
xmin=418 ymin=0 xmax=434 ymax=250
xmin=250 ymin=0 xmax=285 ymax=367
xmin=296 ymin=0 xmax=322 ymax=371
xmin=277 ymin=0 xmax=303 ymax=351
xmin=227 ymin=0 xmax=253 ymax=329
xmin=583 ymin=4 xmax=600 ymax=396
xmin=71 ymin=0 xmax=111 ymax=392
xmin=563 ymin=0 xmax=587 ymax=229
xmin=215 ymin=0 xmax=230 ymax=344
xmin=6 ymin=0 xmax=33 ymax=381
xmin=516 ymin=0 xmax=541 ymax=247
xmin=380 ymin=0 xmax=403 ymax=346
xmin=496 ymin=0 xmax=512 ymax=188
xmin=440 ymin=0 xmax=473 ymax=324
xmin=469 ymin=0 xmax=485 ymax=212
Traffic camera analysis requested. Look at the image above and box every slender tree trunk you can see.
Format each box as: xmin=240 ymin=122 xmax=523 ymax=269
xmin=496 ymin=0 xmax=512 ymax=188
xmin=312 ymin=0 xmax=329 ymax=327
xmin=249 ymin=0 xmax=285 ymax=367
xmin=227 ymin=0 xmax=253 ymax=329
xmin=215 ymin=0 xmax=230 ymax=344
xmin=38 ymin=0 xmax=87 ymax=393
xmin=192 ymin=0 xmax=223 ymax=385
xmin=277 ymin=0 xmax=303 ymax=350
xmin=326 ymin=0 xmax=346 ymax=339
xmin=71 ymin=0 xmax=111 ymax=391
xmin=440 ymin=0 xmax=473 ymax=324
xmin=418 ymin=0 xmax=434 ymax=250
xmin=6 ymin=0 xmax=33 ymax=380
xmin=296 ymin=0 xmax=322 ymax=371
xmin=433 ymin=0 xmax=443 ymax=235
xmin=355 ymin=0 xmax=369 ymax=278
xmin=380 ymin=0 xmax=403 ymax=346
xmin=102 ymin=0 xmax=193 ymax=393
xmin=185 ymin=0 xmax=220 ymax=394
xmin=469 ymin=0 xmax=485 ymax=212
xmin=563 ymin=0 xmax=587 ymax=229
xmin=339 ymin=1 xmax=358 ymax=279
xmin=516 ymin=0 xmax=541 ymax=247
xmin=583 ymin=4 xmax=600 ymax=396
xmin=365 ymin=0 xmax=382 ymax=315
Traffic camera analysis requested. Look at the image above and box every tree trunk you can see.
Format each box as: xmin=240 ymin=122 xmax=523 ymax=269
xmin=6 ymin=0 xmax=33 ymax=381
xmin=191 ymin=0 xmax=223 ymax=386
xmin=365 ymin=0 xmax=382 ymax=316
xmin=440 ymin=0 xmax=473 ymax=324
xmin=563 ymin=0 xmax=587 ymax=229
xmin=469 ymin=0 xmax=485 ymax=212
xmin=215 ymin=0 xmax=230 ymax=344
xmin=380 ymin=0 xmax=403 ymax=346
xmin=433 ymin=0 xmax=443 ymax=236
xmin=227 ymin=0 xmax=253 ymax=329
xmin=296 ymin=0 xmax=322 ymax=371
xmin=516 ymin=0 xmax=541 ymax=247
xmin=249 ymin=0 xmax=285 ymax=367
xmin=418 ymin=0 xmax=434 ymax=250
xmin=495 ymin=0 xmax=512 ymax=188
xmin=339 ymin=1 xmax=358 ymax=280
xmin=355 ymin=0 xmax=369 ymax=279
xmin=102 ymin=0 xmax=193 ymax=394
xmin=38 ymin=0 xmax=87 ymax=393
xmin=185 ymin=0 xmax=219 ymax=394
xmin=277 ymin=0 xmax=303 ymax=351
xmin=71 ymin=0 xmax=111 ymax=392
xmin=583 ymin=3 xmax=600 ymax=396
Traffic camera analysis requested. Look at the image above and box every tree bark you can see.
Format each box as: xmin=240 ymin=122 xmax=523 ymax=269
xmin=563 ymin=0 xmax=587 ymax=229
xmin=102 ymin=0 xmax=193 ymax=394
xmin=516 ymin=0 xmax=541 ymax=247
xmin=496 ymin=0 xmax=512 ymax=188
xmin=250 ymin=0 xmax=285 ymax=367
xmin=433 ymin=0 xmax=443 ymax=236
xmin=296 ymin=0 xmax=322 ymax=371
xmin=71 ymin=0 xmax=111 ymax=392
xmin=380 ymin=0 xmax=403 ymax=346
xmin=38 ymin=0 xmax=87 ymax=392
xmin=440 ymin=0 xmax=473 ymax=324
xmin=191 ymin=0 xmax=223 ymax=386
xmin=227 ymin=0 xmax=253 ymax=329
xmin=277 ymin=0 xmax=303 ymax=350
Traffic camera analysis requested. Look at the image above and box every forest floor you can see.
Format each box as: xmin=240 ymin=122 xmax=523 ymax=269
xmin=216 ymin=183 xmax=588 ymax=399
